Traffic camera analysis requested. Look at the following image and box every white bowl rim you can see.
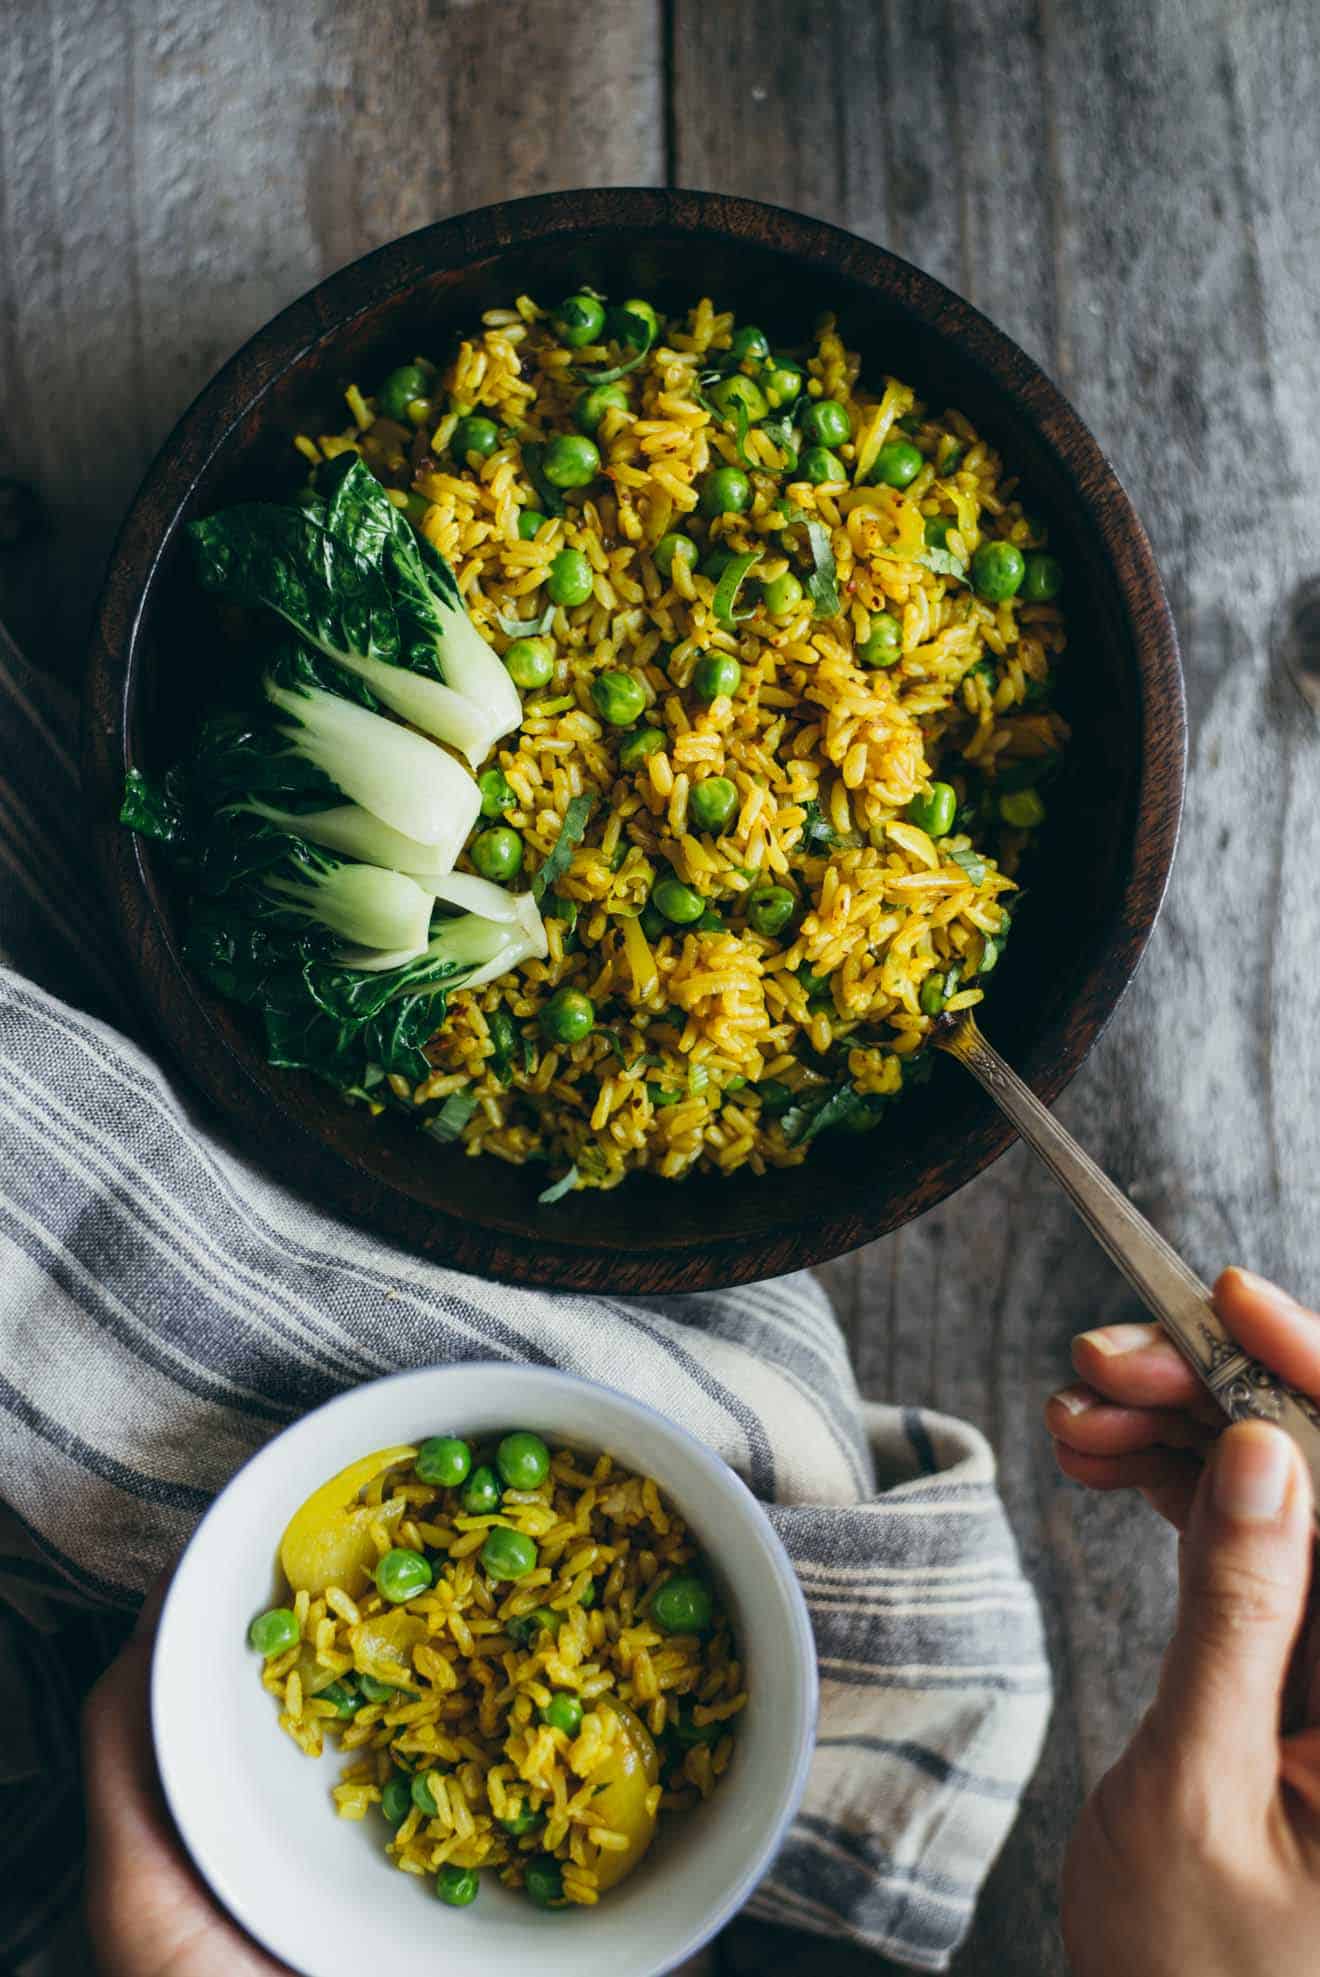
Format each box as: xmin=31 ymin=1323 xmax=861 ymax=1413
xmin=151 ymin=1360 xmax=819 ymax=1977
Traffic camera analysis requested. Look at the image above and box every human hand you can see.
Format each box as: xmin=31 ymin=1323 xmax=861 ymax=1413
xmin=1046 ymin=1268 xmax=1320 ymax=1976
xmin=82 ymin=1584 xmax=288 ymax=1976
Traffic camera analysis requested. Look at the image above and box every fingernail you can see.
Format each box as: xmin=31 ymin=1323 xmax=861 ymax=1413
xmin=1213 ymin=1422 xmax=1293 ymax=1522
xmin=1077 ymin=1323 xmax=1159 ymax=1357
xmin=1232 ymin=1269 xmax=1306 ymax=1317
xmin=1050 ymin=1385 xmax=1095 ymax=1416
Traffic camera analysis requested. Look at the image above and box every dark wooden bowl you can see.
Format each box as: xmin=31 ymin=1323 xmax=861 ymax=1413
xmin=85 ymin=188 xmax=1184 ymax=1294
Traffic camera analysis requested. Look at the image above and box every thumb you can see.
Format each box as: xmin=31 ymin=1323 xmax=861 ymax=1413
xmin=1147 ymin=1420 xmax=1313 ymax=1797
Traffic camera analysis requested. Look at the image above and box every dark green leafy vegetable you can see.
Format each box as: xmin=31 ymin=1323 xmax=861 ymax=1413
xmin=486 ymin=1008 xmax=518 ymax=1083
xmin=779 ymin=1083 xmax=865 ymax=1146
xmin=531 ymin=792 xmax=596 ymax=903
xmin=949 ymin=846 xmax=988 ymax=884
xmin=798 ymin=799 xmax=840 ymax=853
xmin=776 ymin=501 xmax=840 ymax=619
xmin=712 ymin=549 xmax=763 ymax=631
xmin=119 ymin=766 xmax=189 ymax=849
xmin=572 ymin=307 xmax=657 ymax=385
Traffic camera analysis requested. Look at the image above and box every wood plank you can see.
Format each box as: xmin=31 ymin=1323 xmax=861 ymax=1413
xmin=0 ymin=0 xmax=662 ymax=678
xmin=673 ymin=0 xmax=1320 ymax=1970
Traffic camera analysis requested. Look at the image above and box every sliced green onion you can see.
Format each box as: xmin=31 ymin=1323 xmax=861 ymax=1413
xmin=538 ymin=1165 xmax=580 ymax=1204
xmin=423 ymin=1090 xmax=479 ymax=1143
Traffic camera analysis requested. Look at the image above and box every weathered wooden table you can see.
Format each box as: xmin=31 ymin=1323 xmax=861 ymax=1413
xmin=4 ymin=3 xmax=1318 ymax=1969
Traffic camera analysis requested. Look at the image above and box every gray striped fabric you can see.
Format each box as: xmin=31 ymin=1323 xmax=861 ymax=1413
xmin=0 ymin=624 xmax=1050 ymax=1972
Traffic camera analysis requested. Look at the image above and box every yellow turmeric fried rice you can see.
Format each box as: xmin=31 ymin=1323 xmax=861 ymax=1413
xmin=255 ymin=1436 xmax=742 ymax=1908
xmin=296 ymin=294 xmax=1068 ymax=1194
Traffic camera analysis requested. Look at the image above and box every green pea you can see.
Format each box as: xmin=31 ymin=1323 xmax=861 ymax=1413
xmin=708 ymin=374 xmax=769 ymax=423
xmin=729 ymin=324 xmax=769 ymax=365
xmin=498 ymin=1802 xmax=543 ymax=1837
xmin=381 ymin=1773 xmax=412 ymax=1824
xmin=436 ymin=1864 xmax=479 ymax=1907
xmin=317 ymin=1680 xmax=360 ymax=1718
xmin=756 ymin=1078 xmax=794 ymax=1117
xmin=575 ymin=382 xmax=629 ymax=434
xmin=609 ymin=298 xmax=659 ymax=347
xmin=590 ymin=670 xmax=647 ymax=726
xmin=800 ymin=445 xmax=845 ymax=485
xmin=541 ymin=1693 xmax=583 ymax=1736
xmin=920 ymin=972 xmax=948 ymax=1016
xmin=546 ymin=548 xmax=594 ymax=607
xmin=762 ymin=571 xmax=804 ymax=616
xmin=480 ymin=1526 xmax=539 ymax=1582
xmin=524 ymin=1856 xmax=564 ymax=1907
xmin=691 ymin=652 xmax=741 ymax=702
xmin=248 ymin=1608 xmax=299 ymax=1658
xmin=461 ymin=1465 xmax=502 ymax=1515
xmin=411 ymin=1771 xmax=440 ymax=1816
xmin=999 ymin=787 xmax=1047 ymax=828
xmin=378 ymin=365 xmax=429 ymax=421
xmin=970 ymin=540 xmax=1026 ymax=602
xmin=923 ymin=514 xmax=955 ymax=548
xmin=654 ymin=532 xmax=697 ymax=577
xmin=451 ymin=415 xmax=501 ymax=465
xmin=639 ymin=902 xmax=667 ymax=940
xmin=376 ymin=1548 xmax=432 ymax=1604
xmin=746 ymin=886 xmax=795 ymax=937
xmin=699 ymin=466 xmax=752 ymax=517
xmin=761 ymin=359 xmax=804 ymax=409
xmin=796 ymin=965 xmax=832 ymax=1001
xmin=540 ymin=987 xmax=595 ymax=1044
xmin=619 ymin=726 xmax=665 ymax=771
xmin=477 ymin=767 xmax=515 ymax=819
xmin=688 ymin=776 xmax=739 ymax=834
xmin=871 ymin=440 xmax=924 ymax=488
xmin=653 ymin=877 xmax=705 ymax=925
xmin=552 ymin=293 xmax=606 ymax=348
xmin=1021 ymin=552 xmax=1063 ymax=603
xmin=497 ymin=1431 xmax=551 ymax=1490
xmin=518 ymin=508 xmax=549 ymax=541
xmin=358 ymin=1674 xmax=398 ymax=1704
xmin=543 ymin=434 xmax=601 ymax=489
xmin=906 ymin=783 xmax=958 ymax=838
xmin=858 ymin=613 xmax=902 ymax=668
xmin=504 ymin=637 xmax=555 ymax=691
xmin=800 ymin=399 xmax=852 ymax=447
xmin=416 ymin=1436 xmax=471 ymax=1489
xmin=509 ymin=1605 xmax=562 ymax=1646
xmin=697 ymin=907 xmax=723 ymax=932
xmin=652 ymin=1574 xmax=713 ymax=1634
xmin=471 ymin=826 xmax=523 ymax=881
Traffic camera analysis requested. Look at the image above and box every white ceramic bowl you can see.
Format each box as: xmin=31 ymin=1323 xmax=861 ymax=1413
xmin=152 ymin=1363 xmax=818 ymax=1977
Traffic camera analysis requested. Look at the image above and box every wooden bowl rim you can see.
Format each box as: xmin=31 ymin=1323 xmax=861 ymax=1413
xmin=84 ymin=186 xmax=1185 ymax=1292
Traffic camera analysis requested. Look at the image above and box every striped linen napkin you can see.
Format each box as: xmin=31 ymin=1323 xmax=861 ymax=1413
xmin=0 ymin=623 xmax=1050 ymax=1973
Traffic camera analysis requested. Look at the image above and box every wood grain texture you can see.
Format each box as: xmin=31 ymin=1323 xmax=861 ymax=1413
xmin=6 ymin=0 xmax=1320 ymax=1970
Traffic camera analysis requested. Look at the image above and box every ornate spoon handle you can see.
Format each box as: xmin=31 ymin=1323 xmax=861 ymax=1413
xmin=937 ymin=1012 xmax=1320 ymax=1516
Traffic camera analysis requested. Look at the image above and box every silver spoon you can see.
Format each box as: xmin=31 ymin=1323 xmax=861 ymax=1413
xmin=934 ymin=1009 xmax=1320 ymax=1514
